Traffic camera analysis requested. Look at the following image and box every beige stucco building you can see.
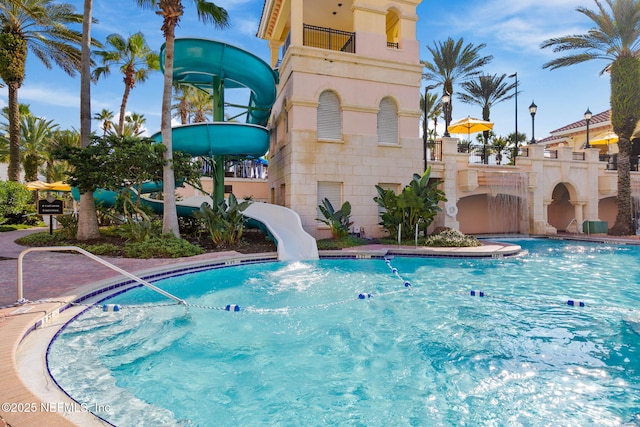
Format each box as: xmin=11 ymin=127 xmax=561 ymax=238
xmin=258 ymin=0 xmax=424 ymax=239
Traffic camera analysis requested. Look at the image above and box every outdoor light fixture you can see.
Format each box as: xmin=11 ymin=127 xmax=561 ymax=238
xmin=423 ymin=84 xmax=436 ymax=170
xmin=584 ymin=108 xmax=592 ymax=149
xmin=529 ymin=101 xmax=537 ymax=144
xmin=509 ymin=72 xmax=518 ymax=164
xmin=442 ymin=92 xmax=451 ymax=137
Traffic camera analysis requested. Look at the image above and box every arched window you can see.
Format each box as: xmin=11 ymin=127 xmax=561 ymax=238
xmin=386 ymin=9 xmax=400 ymax=48
xmin=317 ymin=90 xmax=342 ymax=140
xmin=377 ymin=97 xmax=398 ymax=144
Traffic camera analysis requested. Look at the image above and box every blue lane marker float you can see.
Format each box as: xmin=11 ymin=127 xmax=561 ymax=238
xmin=225 ymin=304 xmax=241 ymax=312
xmin=102 ymin=304 xmax=121 ymax=312
xmin=567 ymin=300 xmax=586 ymax=307
xmin=358 ymin=293 xmax=372 ymax=299
xmin=384 ymin=257 xmax=412 ymax=289
xmin=470 ymin=290 xmax=485 ymax=297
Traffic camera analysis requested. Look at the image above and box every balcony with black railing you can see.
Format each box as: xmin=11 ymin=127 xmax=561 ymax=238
xmin=303 ymin=24 xmax=356 ymax=53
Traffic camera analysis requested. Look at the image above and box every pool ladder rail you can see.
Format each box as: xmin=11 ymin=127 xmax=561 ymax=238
xmin=566 ymin=218 xmax=587 ymax=235
xmin=15 ymin=246 xmax=185 ymax=305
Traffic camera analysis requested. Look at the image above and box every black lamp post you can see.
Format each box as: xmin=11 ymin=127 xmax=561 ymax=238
xmin=423 ymin=84 xmax=436 ymax=170
xmin=442 ymin=92 xmax=451 ymax=137
xmin=509 ymin=72 xmax=518 ymax=163
xmin=584 ymin=108 xmax=592 ymax=149
xmin=529 ymin=100 xmax=537 ymax=144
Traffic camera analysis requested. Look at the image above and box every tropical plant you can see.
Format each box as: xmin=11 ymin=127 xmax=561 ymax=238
xmin=92 ymin=32 xmax=160 ymax=136
xmin=420 ymin=90 xmax=441 ymax=150
xmin=122 ymin=112 xmax=147 ymax=137
xmin=316 ymin=198 xmax=353 ymax=239
xmin=136 ymin=0 xmax=229 ymax=237
xmin=0 ymin=0 xmax=85 ymax=182
xmin=172 ymin=84 xmax=213 ymax=124
xmin=194 ymin=194 xmax=250 ymax=247
xmin=374 ymin=167 xmax=447 ymax=239
xmin=422 ymin=37 xmax=493 ymax=127
xmin=93 ymin=109 xmax=114 ymax=137
xmin=45 ymin=129 xmax=79 ymax=182
xmin=0 ymin=179 xmax=34 ymax=224
xmin=541 ymin=0 xmax=640 ymax=235
xmin=19 ymin=114 xmax=58 ymax=181
xmin=457 ymin=74 xmax=516 ymax=155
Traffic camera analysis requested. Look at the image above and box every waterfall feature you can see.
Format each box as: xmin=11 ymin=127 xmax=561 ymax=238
xmin=484 ymin=171 xmax=530 ymax=235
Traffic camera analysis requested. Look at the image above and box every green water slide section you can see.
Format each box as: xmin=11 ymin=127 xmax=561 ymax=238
xmin=86 ymin=38 xmax=277 ymax=214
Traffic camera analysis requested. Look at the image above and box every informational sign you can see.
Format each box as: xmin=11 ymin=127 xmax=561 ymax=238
xmin=38 ymin=197 xmax=64 ymax=215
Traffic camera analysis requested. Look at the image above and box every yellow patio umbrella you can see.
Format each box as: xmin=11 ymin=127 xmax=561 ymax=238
xmin=25 ymin=181 xmax=71 ymax=192
xmin=589 ymin=130 xmax=618 ymax=153
xmin=448 ymin=116 xmax=494 ymax=140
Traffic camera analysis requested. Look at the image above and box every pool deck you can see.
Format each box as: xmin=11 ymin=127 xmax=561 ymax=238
xmin=0 ymin=228 xmax=636 ymax=426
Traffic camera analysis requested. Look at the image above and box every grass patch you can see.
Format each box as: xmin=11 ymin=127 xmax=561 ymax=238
xmin=316 ymin=236 xmax=373 ymax=249
xmin=0 ymin=224 xmax=37 ymax=232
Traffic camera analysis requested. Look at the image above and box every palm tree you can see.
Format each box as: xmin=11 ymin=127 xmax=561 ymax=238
xmin=20 ymin=114 xmax=58 ymax=181
xmin=93 ymin=32 xmax=160 ymax=136
xmin=78 ymin=0 xmax=100 ymax=240
xmin=93 ymin=108 xmax=114 ymax=136
xmin=45 ymin=128 xmax=79 ymax=182
xmin=122 ymin=112 xmax=146 ymax=136
xmin=136 ymin=0 xmax=229 ymax=237
xmin=0 ymin=0 xmax=84 ymax=182
xmin=458 ymin=74 xmax=516 ymax=163
xmin=420 ymin=91 xmax=441 ymax=159
xmin=541 ymin=0 xmax=640 ymax=236
xmin=422 ymin=37 xmax=493 ymax=129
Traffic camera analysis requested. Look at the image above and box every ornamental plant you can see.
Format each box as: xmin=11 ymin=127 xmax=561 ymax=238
xmin=316 ymin=198 xmax=353 ymax=239
xmin=374 ymin=166 xmax=446 ymax=239
xmin=194 ymin=194 xmax=250 ymax=247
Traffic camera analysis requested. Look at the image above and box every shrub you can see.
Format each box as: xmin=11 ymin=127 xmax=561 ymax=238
xmin=124 ymin=235 xmax=204 ymax=258
xmin=194 ymin=194 xmax=249 ymax=248
xmin=424 ymin=228 xmax=482 ymax=247
xmin=0 ymin=181 xmax=36 ymax=225
xmin=316 ymin=198 xmax=353 ymax=239
xmin=56 ymin=214 xmax=78 ymax=239
xmin=374 ymin=167 xmax=446 ymax=240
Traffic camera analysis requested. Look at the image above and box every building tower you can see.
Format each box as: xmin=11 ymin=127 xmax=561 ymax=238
xmin=258 ymin=0 xmax=424 ymax=238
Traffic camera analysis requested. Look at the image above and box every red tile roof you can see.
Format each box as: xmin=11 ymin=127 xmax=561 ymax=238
xmin=550 ymin=110 xmax=610 ymax=134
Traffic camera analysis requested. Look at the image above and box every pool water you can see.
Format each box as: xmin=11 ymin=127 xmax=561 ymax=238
xmin=48 ymin=239 xmax=640 ymax=426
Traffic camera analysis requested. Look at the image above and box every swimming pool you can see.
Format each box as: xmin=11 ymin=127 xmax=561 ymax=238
xmin=48 ymin=239 xmax=640 ymax=426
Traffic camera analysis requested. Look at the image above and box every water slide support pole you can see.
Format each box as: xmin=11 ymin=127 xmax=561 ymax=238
xmin=212 ymin=75 xmax=226 ymax=206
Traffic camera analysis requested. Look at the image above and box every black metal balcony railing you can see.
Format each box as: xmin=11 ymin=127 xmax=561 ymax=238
xmin=303 ymin=24 xmax=356 ymax=53
xmin=572 ymin=152 xmax=586 ymax=161
xmin=387 ymin=42 xmax=399 ymax=49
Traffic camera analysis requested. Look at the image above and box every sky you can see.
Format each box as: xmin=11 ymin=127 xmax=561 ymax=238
xmin=0 ymin=0 xmax=612 ymax=142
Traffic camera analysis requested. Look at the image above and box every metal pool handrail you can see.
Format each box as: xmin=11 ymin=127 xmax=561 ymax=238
xmin=16 ymin=246 xmax=185 ymax=305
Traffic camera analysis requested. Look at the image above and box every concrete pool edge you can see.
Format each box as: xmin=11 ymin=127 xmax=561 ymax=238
xmin=2 ymin=242 xmax=524 ymax=426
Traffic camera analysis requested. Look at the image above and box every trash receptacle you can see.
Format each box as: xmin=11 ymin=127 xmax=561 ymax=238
xmin=583 ymin=221 xmax=608 ymax=233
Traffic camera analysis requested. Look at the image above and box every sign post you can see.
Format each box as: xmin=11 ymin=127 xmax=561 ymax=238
xmin=38 ymin=195 xmax=64 ymax=235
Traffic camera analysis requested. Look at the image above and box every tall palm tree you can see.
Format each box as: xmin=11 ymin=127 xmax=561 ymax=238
xmin=20 ymin=114 xmax=58 ymax=181
xmin=0 ymin=0 xmax=84 ymax=182
xmin=422 ymin=37 xmax=493 ymax=130
xmin=136 ymin=0 xmax=229 ymax=237
xmin=93 ymin=108 xmax=114 ymax=136
xmin=541 ymin=0 xmax=640 ymax=236
xmin=93 ymin=32 xmax=160 ymax=136
xmin=77 ymin=0 xmax=100 ymax=240
xmin=458 ymin=74 xmax=516 ymax=162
